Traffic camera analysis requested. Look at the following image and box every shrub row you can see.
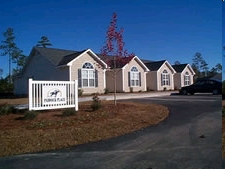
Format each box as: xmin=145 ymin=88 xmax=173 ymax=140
xmin=223 ymin=107 xmax=225 ymax=117
xmin=0 ymin=94 xmax=102 ymax=119
xmin=0 ymin=104 xmax=38 ymax=120
xmin=0 ymin=104 xmax=16 ymax=116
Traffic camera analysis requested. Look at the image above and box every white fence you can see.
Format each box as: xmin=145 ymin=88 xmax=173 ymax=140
xmin=29 ymin=79 xmax=78 ymax=111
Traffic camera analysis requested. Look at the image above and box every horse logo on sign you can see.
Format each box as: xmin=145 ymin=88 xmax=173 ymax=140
xmin=43 ymin=86 xmax=66 ymax=105
xmin=48 ymin=89 xmax=61 ymax=97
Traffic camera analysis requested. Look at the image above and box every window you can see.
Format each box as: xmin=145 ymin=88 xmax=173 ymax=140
xmin=81 ymin=62 xmax=95 ymax=87
xmin=161 ymin=70 xmax=170 ymax=86
xmin=184 ymin=72 xmax=190 ymax=86
xmin=130 ymin=67 xmax=140 ymax=87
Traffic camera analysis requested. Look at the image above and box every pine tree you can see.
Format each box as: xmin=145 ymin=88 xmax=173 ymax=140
xmin=192 ymin=52 xmax=209 ymax=80
xmin=0 ymin=28 xmax=18 ymax=83
xmin=36 ymin=36 xmax=52 ymax=48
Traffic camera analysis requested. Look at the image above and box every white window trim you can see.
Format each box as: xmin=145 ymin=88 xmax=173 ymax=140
xmin=81 ymin=62 xmax=95 ymax=88
xmin=184 ymin=72 xmax=190 ymax=86
xmin=130 ymin=66 xmax=140 ymax=87
xmin=161 ymin=70 xmax=170 ymax=86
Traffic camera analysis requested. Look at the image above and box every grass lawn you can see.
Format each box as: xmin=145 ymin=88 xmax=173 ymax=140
xmin=0 ymin=98 xmax=169 ymax=157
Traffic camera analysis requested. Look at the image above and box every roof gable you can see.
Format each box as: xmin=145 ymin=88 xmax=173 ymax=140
xmin=66 ymin=49 xmax=108 ymax=69
xmin=145 ymin=60 xmax=176 ymax=73
xmin=144 ymin=60 xmax=166 ymax=71
xmin=172 ymin=64 xmax=188 ymax=73
xmin=124 ymin=56 xmax=149 ymax=72
xmin=57 ymin=50 xmax=86 ymax=66
xmin=172 ymin=64 xmax=195 ymax=75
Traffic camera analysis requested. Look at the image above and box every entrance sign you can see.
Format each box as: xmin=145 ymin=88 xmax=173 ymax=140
xmin=29 ymin=79 xmax=78 ymax=111
xmin=42 ymin=86 xmax=67 ymax=105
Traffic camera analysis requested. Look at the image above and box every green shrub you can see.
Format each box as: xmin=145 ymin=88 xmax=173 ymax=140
xmin=147 ymin=87 xmax=154 ymax=92
xmin=223 ymin=80 xmax=225 ymax=95
xmin=91 ymin=94 xmax=101 ymax=111
xmin=129 ymin=87 xmax=133 ymax=93
xmin=223 ymin=107 xmax=225 ymax=117
xmin=0 ymin=104 xmax=16 ymax=116
xmin=0 ymin=78 xmax=14 ymax=93
xmin=62 ymin=108 xmax=77 ymax=116
xmin=78 ymin=89 xmax=83 ymax=96
xmin=104 ymin=88 xmax=109 ymax=94
xmin=23 ymin=110 xmax=38 ymax=120
xmin=91 ymin=92 xmax=100 ymax=96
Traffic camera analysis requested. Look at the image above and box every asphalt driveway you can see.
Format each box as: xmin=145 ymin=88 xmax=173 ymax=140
xmin=0 ymin=94 xmax=221 ymax=169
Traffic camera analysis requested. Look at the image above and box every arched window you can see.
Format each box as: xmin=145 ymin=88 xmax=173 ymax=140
xmin=82 ymin=62 xmax=94 ymax=69
xmin=184 ymin=72 xmax=190 ymax=86
xmin=161 ymin=70 xmax=170 ymax=86
xmin=81 ymin=62 xmax=95 ymax=87
xmin=130 ymin=66 xmax=140 ymax=87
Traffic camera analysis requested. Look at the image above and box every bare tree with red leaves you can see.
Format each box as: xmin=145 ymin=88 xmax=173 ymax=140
xmin=101 ymin=12 xmax=135 ymax=105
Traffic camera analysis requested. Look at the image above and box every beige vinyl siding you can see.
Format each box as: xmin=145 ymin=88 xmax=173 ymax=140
xmin=174 ymin=66 xmax=194 ymax=90
xmin=173 ymin=73 xmax=181 ymax=90
xmin=180 ymin=67 xmax=194 ymax=87
xmin=70 ymin=52 xmax=105 ymax=94
xmin=146 ymin=71 xmax=157 ymax=91
xmin=106 ymin=70 xmax=114 ymax=92
xmin=123 ymin=59 xmax=146 ymax=92
xmin=116 ymin=69 xmax=123 ymax=92
xmin=157 ymin=64 xmax=174 ymax=91
xmin=13 ymin=53 xmax=69 ymax=95
xmin=105 ymin=69 xmax=123 ymax=92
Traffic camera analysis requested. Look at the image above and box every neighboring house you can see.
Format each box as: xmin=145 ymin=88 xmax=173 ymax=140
xmin=102 ymin=56 xmax=149 ymax=92
xmin=145 ymin=60 xmax=176 ymax=91
xmin=13 ymin=47 xmax=107 ymax=96
xmin=172 ymin=64 xmax=195 ymax=90
xmin=209 ymin=73 xmax=222 ymax=81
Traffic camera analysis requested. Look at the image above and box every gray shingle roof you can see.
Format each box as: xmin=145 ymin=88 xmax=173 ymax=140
xmin=141 ymin=59 xmax=155 ymax=64
xmin=144 ymin=60 xmax=166 ymax=71
xmin=34 ymin=47 xmax=78 ymax=66
xmin=57 ymin=50 xmax=86 ymax=66
xmin=210 ymin=73 xmax=222 ymax=81
xmin=172 ymin=64 xmax=188 ymax=73
xmin=97 ymin=54 xmax=134 ymax=68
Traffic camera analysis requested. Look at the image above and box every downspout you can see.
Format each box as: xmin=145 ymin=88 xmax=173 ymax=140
xmin=103 ymin=69 xmax=106 ymax=89
xmin=69 ymin=65 xmax=71 ymax=81
xmin=144 ymin=72 xmax=147 ymax=91
xmin=122 ymin=68 xmax=125 ymax=92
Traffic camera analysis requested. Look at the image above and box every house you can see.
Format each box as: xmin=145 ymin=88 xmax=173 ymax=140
xmin=145 ymin=60 xmax=176 ymax=91
xmin=172 ymin=64 xmax=195 ymax=90
xmin=13 ymin=47 xmax=108 ymax=96
xmin=13 ymin=46 xmax=195 ymax=96
xmin=101 ymin=55 xmax=149 ymax=92
xmin=209 ymin=73 xmax=222 ymax=81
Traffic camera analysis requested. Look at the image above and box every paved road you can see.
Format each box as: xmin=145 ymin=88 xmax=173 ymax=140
xmin=0 ymin=94 xmax=221 ymax=169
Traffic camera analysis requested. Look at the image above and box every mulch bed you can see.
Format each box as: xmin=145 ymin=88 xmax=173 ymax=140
xmin=0 ymin=101 xmax=169 ymax=157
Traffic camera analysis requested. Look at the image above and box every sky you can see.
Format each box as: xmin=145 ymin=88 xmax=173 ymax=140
xmin=223 ymin=1 xmax=225 ymax=79
xmin=0 ymin=0 xmax=222 ymax=78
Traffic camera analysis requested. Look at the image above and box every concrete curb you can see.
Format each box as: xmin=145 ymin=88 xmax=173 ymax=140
xmin=78 ymin=91 xmax=176 ymax=102
xmin=14 ymin=91 xmax=178 ymax=109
